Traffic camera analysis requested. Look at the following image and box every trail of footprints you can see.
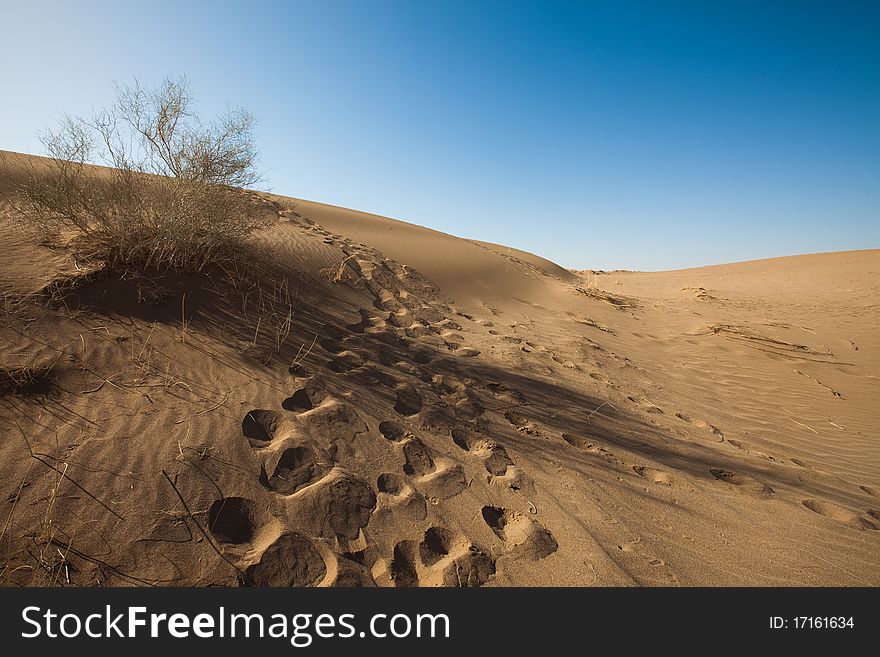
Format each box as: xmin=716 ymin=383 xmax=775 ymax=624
xmin=388 ymin=527 xmax=496 ymax=587
xmin=558 ymin=415 xmax=780 ymax=502
xmin=377 ymin=418 xmax=468 ymax=501
xmin=229 ymin=209 xmax=810 ymax=584
xmin=316 ymin=210 xmax=877 ymax=543
xmin=298 ymin=210 xmax=879 ymax=564
xmin=288 ymin=213 xmax=557 ymax=582
xmin=205 ymin=383 xmax=379 ymax=587
xmin=561 ymin=404 xmax=879 ymax=531
xmin=294 ymin=212 xmax=485 ymax=360
xmin=376 ymin=395 xmax=558 ymax=586
xmin=206 ymin=344 xmax=558 ymax=586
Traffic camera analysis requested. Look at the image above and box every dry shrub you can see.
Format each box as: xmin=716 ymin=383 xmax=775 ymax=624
xmin=14 ymin=77 xmax=273 ymax=273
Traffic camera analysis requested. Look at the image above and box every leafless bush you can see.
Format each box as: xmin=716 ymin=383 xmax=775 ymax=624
xmin=14 ymin=77 xmax=273 ymax=272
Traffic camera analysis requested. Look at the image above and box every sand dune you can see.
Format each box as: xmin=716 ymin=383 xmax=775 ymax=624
xmin=1 ymin=151 xmax=877 ymax=586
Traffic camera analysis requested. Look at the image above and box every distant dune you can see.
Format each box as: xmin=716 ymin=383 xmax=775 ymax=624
xmin=1 ymin=150 xmax=877 ymax=586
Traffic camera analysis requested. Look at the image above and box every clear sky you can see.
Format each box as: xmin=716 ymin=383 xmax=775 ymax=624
xmin=2 ymin=0 xmax=878 ymax=270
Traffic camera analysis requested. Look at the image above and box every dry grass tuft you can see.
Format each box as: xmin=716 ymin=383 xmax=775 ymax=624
xmin=0 ymin=359 xmax=55 ymax=394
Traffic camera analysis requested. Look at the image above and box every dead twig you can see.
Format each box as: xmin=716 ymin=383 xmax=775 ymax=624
xmin=15 ymin=424 xmax=125 ymax=521
xmin=160 ymin=469 xmax=244 ymax=579
xmin=786 ymin=416 xmax=819 ymax=435
xmin=32 ymin=455 xmax=125 ymax=520
xmin=795 ymin=369 xmax=843 ymax=398
xmin=196 ymin=391 xmax=230 ymax=416
xmin=0 ymin=461 xmax=36 ymax=547
xmin=586 ymin=400 xmax=615 ymax=420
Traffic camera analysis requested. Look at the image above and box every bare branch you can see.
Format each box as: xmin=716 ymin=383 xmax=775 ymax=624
xmin=15 ymin=77 xmax=270 ymax=272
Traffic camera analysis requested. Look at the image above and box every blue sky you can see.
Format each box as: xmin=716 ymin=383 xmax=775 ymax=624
xmin=1 ymin=0 xmax=878 ymax=270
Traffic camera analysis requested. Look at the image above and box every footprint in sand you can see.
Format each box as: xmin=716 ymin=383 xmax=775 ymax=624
xmin=244 ymin=421 xmax=367 ymax=522
xmin=321 ymin=323 xmax=346 ymax=340
xmin=344 ymin=364 xmax=396 ymax=388
xmin=481 ymin=505 xmax=558 ymax=561
xmin=208 ymin=497 xmax=329 ymax=587
xmin=242 ymin=532 xmax=327 ymax=587
xmin=418 ymin=405 xmax=457 ymax=433
xmin=449 ymin=427 xmax=514 ymax=476
xmin=239 ymin=391 xmax=378 ymax=554
xmin=485 ymin=382 xmax=526 ymax=403
xmin=411 ymin=350 xmax=432 ymax=365
xmin=632 ymin=465 xmax=674 ymax=486
xmin=418 ymin=526 xmax=457 ymax=566
xmin=561 ymin=434 xmax=622 ymax=464
xmin=394 ymin=361 xmax=433 ymax=384
xmin=504 ymin=410 xmax=542 ymax=436
xmin=407 ymin=443 xmax=468 ymax=501
xmin=389 ymin=540 xmax=420 ymax=587
xmin=675 ymin=413 xmax=724 ymax=441
xmin=417 ymin=527 xmax=495 ymax=586
xmin=432 ymin=374 xmax=465 ymax=395
xmin=802 ymin=499 xmax=878 ymax=531
xmin=450 ymin=396 xmax=483 ymax=422
xmin=562 ymin=433 xmax=591 ymax=450
xmin=472 ymin=439 xmax=514 ymax=477
xmin=549 ymin=353 xmax=579 ymax=370
xmin=387 ymin=530 xmax=495 ymax=587
xmin=709 ymin=468 xmax=774 ymax=500
xmin=345 ymin=309 xmax=377 ymax=334
xmin=453 ymin=426 xmax=534 ymax=493
xmin=440 ymin=328 xmax=465 ymax=344
xmin=290 ymin=470 xmax=377 ymax=546
xmin=375 ymin=472 xmax=427 ymax=522
xmin=242 ymin=409 xmax=284 ymax=446
xmin=265 ymin=444 xmax=332 ymax=494
xmin=394 ymin=384 xmax=423 ymax=416
xmin=379 ymin=419 xmax=412 ymax=442
xmin=627 ymin=396 xmax=664 ymax=415
xmin=208 ymin=497 xmax=272 ymax=546
xmin=281 ymin=389 xmax=314 ymax=412
xmin=436 ymin=319 xmax=463 ymax=332
xmin=245 ymin=384 xmax=327 ymax=445
xmin=395 ymin=315 xmax=434 ymax=339
xmin=319 ymin=338 xmax=346 ymax=354
xmin=450 ymin=427 xmax=475 ymax=451
xmin=402 ymin=438 xmax=435 ymax=477
xmin=326 ymin=350 xmax=364 ymax=373
xmin=379 ymin=421 xmax=467 ymax=500
xmin=727 ymin=439 xmax=780 ymax=463
xmin=376 ymin=472 xmax=402 ymax=494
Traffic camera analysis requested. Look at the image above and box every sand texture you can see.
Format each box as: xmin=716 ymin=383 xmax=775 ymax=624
xmin=1 ymin=151 xmax=878 ymax=586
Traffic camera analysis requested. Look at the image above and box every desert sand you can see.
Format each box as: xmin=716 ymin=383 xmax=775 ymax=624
xmin=1 ymin=150 xmax=878 ymax=586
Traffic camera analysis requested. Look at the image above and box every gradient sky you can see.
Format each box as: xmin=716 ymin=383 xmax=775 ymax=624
xmin=2 ymin=0 xmax=878 ymax=270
